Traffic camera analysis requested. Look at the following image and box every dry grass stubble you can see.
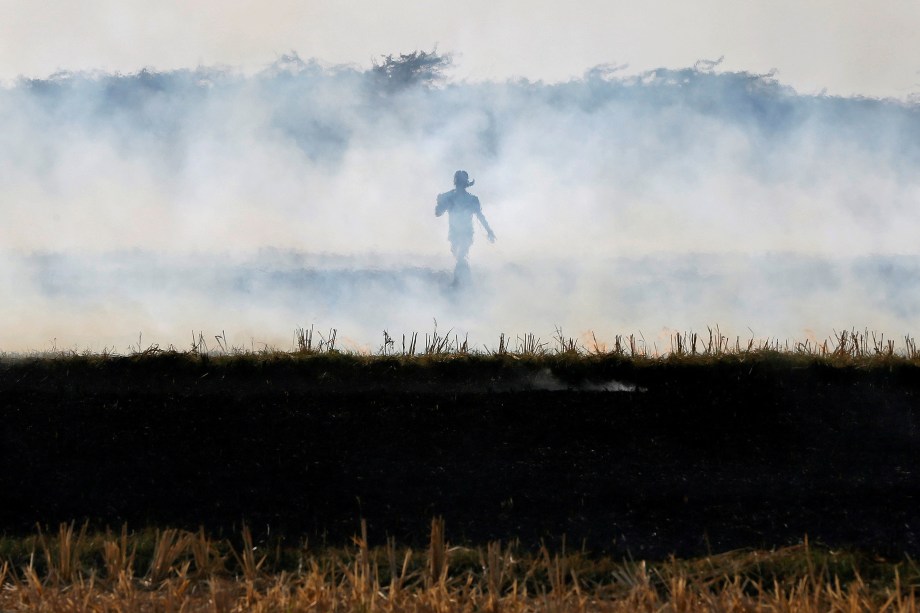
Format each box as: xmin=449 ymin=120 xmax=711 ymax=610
xmin=1 ymin=521 xmax=919 ymax=611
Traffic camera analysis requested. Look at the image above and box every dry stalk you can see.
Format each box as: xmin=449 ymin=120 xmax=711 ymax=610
xmin=147 ymin=528 xmax=194 ymax=585
xmin=191 ymin=527 xmax=226 ymax=578
xmin=426 ymin=517 xmax=449 ymax=589
xmin=36 ymin=521 xmax=89 ymax=585
xmin=102 ymin=524 xmax=136 ymax=584
xmin=230 ymin=525 xmax=267 ymax=584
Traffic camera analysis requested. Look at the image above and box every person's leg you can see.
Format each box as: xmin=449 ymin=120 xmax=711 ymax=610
xmin=449 ymin=235 xmax=473 ymax=286
xmin=450 ymin=237 xmax=471 ymax=262
xmin=452 ymin=257 xmax=471 ymax=286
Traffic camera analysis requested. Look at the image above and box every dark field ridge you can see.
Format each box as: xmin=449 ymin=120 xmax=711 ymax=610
xmin=2 ymin=351 xmax=919 ymax=558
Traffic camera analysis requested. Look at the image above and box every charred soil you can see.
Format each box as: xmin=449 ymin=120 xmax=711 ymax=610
xmin=1 ymin=352 xmax=919 ymax=558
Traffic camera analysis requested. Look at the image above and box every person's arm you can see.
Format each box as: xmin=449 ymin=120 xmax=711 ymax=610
xmin=435 ymin=191 xmax=451 ymax=217
xmin=475 ymin=199 xmax=496 ymax=242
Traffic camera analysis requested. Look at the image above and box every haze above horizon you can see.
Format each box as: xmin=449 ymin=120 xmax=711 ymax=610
xmin=2 ymin=0 xmax=919 ymax=99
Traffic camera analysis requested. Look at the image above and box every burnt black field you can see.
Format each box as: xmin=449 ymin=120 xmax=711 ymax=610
xmin=1 ymin=351 xmax=919 ymax=558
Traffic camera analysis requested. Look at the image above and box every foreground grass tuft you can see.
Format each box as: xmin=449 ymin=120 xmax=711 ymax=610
xmin=1 ymin=521 xmax=919 ymax=611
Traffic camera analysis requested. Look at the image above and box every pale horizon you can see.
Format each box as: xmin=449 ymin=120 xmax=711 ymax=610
xmin=2 ymin=1 xmax=919 ymax=99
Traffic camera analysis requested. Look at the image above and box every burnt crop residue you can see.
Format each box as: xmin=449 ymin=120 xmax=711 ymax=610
xmin=1 ymin=352 xmax=919 ymax=557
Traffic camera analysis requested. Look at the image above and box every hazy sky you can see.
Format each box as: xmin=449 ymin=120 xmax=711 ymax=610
xmin=2 ymin=0 xmax=919 ymax=98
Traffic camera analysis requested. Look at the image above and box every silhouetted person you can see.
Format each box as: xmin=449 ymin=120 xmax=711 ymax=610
xmin=435 ymin=170 xmax=495 ymax=285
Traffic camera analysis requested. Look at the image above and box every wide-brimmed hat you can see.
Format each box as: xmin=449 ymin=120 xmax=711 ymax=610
xmin=453 ymin=170 xmax=475 ymax=188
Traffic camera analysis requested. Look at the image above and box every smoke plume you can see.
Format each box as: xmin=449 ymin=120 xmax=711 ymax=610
xmin=2 ymin=52 xmax=919 ymax=352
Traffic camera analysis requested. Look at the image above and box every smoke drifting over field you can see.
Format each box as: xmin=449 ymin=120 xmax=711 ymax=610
xmin=2 ymin=53 xmax=920 ymax=352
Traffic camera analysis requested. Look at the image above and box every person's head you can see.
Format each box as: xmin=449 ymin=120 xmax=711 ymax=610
xmin=453 ymin=170 xmax=475 ymax=189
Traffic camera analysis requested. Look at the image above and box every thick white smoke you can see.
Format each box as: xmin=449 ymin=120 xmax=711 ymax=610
xmin=2 ymin=53 xmax=920 ymax=352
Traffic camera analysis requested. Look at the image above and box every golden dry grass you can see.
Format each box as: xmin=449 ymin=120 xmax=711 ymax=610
xmin=1 ymin=521 xmax=918 ymax=612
